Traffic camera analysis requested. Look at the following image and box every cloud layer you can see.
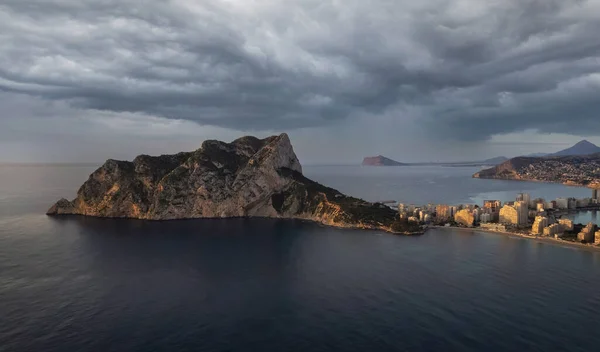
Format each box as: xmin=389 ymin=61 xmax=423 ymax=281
xmin=1 ymin=0 xmax=600 ymax=142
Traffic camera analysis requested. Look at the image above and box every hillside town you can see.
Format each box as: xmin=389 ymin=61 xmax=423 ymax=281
xmin=396 ymin=190 xmax=600 ymax=245
xmin=521 ymin=159 xmax=600 ymax=185
xmin=474 ymin=153 xmax=600 ymax=187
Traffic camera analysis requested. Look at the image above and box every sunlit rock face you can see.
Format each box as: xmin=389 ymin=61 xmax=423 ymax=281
xmin=48 ymin=134 xmax=422 ymax=234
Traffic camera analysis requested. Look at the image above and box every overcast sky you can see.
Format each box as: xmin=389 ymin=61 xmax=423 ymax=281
xmin=1 ymin=0 xmax=600 ymax=164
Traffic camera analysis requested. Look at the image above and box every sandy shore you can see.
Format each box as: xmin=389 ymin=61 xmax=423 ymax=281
xmin=429 ymin=225 xmax=600 ymax=253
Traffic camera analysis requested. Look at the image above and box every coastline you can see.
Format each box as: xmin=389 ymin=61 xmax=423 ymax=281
xmin=473 ymin=175 xmax=595 ymax=189
xmin=429 ymin=225 xmax=600 ymax=252
xmin=47 ymin=213 xmax=425 ymax=236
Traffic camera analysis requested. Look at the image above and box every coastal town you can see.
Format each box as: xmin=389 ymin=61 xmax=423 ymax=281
xmin=393 ymin=189 xmax=600 ymax=246
xmin=520 ymin=158 xmax=600 ymax=186
xmin=474 ymin=153 xmax=600 ymax=187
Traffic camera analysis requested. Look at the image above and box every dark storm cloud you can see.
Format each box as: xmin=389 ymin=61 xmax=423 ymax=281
xmin=1 ymin=0 xmax=599 ymax=137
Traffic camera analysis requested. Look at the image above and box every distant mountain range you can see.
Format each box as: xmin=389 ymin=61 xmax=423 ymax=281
xmin=362 ymin=140 xmax=600 ymax=167
xmin=549 ymin=140 xmax=600 ymax=157
xmin=361 ymin=155 xmax=507 ymax=167
xmin=481 ymin=156 xmax=509 ymax=164
xmin=522 ymin=140 xmax=600 ymax=158
xmin=362 ymin=155 xmax=406 ymax=166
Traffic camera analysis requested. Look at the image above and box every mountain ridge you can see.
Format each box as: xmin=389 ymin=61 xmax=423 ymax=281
xmin=549 ymin=140 xmax=600 ymax=157
xmin=481 ymin=156 xmax=509 ymax=164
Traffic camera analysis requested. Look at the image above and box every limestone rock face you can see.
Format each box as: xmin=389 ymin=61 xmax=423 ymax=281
xmin=47 ymin=133 xmax=422 ymax=234
xmin=46 ymin=198 xmax=75 ymax=215
xmin=473 ymin=157 xmax=535 ymax=180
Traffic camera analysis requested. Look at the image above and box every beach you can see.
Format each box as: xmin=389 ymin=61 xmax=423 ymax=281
xmin=430 ymin=225 xmax=600 ymax=252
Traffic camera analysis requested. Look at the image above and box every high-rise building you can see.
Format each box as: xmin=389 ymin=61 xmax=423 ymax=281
xmin=499 ymin=202 xmax=528 ymax=226
xmin=558 ymin=219 xmax=574 ymax=232
xmin=480 ymin=213 xmax=492 ymax=223
xmin=555 ymin=198 xmax=569 ymax=210
xmin=455 ymin=209 xmax=475 ymax=227
xmin=593 ymin=189 xmax=599 ymax=201
xmin=483 ymin=200 xmax=501 ymax=222
xmin=499 ymin=205 xmax=518 ymax=225
xmin=436 ymin=205 xmax=451 ymax=222
xmin=449 ymin=206 xmax=458 ymax=218
xmin=543 ymin=224 xmax=562 ymax=237
xmin=483 ymin=200 xmax=501 ymax=213
xmin=516 ymin=193 xmax=531 ymax=208
xmin=577 ymin=222 xmax=596 ymax=242
xmin=531 ymin=216 xmax=549 ymax=235
xmin=515 ymin=201 xmax=529 ymax=226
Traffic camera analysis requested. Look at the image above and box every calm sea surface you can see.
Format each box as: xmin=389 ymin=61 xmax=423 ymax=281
xmin=1 ymin=164 xmax=600 ymax=351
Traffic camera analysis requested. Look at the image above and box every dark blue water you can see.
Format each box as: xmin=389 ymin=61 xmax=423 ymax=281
xmin=2 ymin=164 xmax=600 ymax=351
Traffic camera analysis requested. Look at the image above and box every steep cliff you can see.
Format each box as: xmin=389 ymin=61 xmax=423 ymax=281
xmin=48 ymin=134 xmax=421 ymax=234
xmin=473 ymin=157 xmax=538 ymax=180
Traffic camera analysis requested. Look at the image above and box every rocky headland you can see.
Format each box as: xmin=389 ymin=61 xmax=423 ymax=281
xmin=473 ymin=154 xmax=600 ymax=188
xmin=48 ymin=134 xmax=422 ymax=235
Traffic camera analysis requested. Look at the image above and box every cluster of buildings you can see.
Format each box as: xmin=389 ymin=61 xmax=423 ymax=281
xmin=576 ymin=222 xmax=600 ymax=243
xmin=520 ymin=159 xmax=600 ymax=186
xmin=396 ymin=190 xmax=600 ymax=244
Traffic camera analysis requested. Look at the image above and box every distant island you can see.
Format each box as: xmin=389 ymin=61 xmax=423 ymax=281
xmin=362 ymin=140 xmax=600 ymax=169
xmin=47 ymin=134 xmax=422 ymax=235
xmin=361 ymin=155 xmax=506 ymax=167
xmin=362 ymin=155 xmax=406 ymax=166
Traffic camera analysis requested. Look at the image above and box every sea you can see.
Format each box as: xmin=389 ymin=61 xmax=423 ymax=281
xmin=1 ymin=164 xmax=600 ymax=352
